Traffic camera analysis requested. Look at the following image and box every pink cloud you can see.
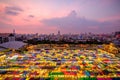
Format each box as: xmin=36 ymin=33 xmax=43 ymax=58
xmin=0 ymin=0 xmax=120 ymax=34
xmin=98 ymin=14 xmax=120 ymax=22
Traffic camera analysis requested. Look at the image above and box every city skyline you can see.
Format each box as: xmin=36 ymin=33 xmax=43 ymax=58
xmin=0 ymin=0 xmax=120 ymax=34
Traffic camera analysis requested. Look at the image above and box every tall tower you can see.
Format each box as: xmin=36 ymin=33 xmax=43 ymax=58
xmin=13 ymin=29 xmax=15 ymax=36
xmin=57 ymin=30 xmax=61 ymax=41
xmin=58 ymin=30 xmax=61 ymax=36
xmin=8 ymin=29 xmax=15 ymax=42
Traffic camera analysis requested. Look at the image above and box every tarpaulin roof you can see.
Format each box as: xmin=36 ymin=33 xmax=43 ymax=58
xmin=0 ymin=41 xmax=27 ymax=49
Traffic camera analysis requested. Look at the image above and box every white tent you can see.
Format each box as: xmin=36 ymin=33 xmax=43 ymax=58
xmin=0 ymin=41 xmax=27 ymax=49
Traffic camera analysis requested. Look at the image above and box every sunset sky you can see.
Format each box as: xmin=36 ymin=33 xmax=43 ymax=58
xmin=0 ymin=0 xmax=120 ymax=34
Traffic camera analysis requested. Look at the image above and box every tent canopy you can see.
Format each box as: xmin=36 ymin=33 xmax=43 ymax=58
xmin=0 ymin=41 xmax=27 ymax=49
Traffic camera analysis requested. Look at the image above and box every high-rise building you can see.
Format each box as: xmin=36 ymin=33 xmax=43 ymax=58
xmin=58 ymin=30 xmax=61 ymax=35
xmin=13 ymin=29 xmax=16 ymax=36
xmin=8 ymin=29 xmax=16 ymax=41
